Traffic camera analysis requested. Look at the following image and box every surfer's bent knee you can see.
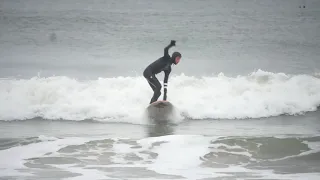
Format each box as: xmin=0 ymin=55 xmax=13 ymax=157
xmin=156 ymin=84 xmax=162 ymax=91
xmin=155 ymin=89 xmax=161 ymax=96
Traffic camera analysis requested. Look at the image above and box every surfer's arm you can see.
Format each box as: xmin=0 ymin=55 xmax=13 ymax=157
xmin=164 ymin=40 xmax=176 ymax=57
xmin=163 ymin=68 xmax=171 ymax=100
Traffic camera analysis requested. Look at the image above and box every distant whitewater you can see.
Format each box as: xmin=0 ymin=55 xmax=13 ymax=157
xmin=1 ymin=69 xmax=320 ymax=123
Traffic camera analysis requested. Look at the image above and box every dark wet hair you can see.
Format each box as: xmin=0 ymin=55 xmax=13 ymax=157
xmin=172 ymin=52 xmax=181 ymax=58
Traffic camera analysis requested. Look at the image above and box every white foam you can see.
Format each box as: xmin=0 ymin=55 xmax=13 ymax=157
xmin=38 ymin=135 xmax=59 ymax=141
xmin=137 ymin=135 xmax=320 ymax=180
xmin=1 ymin=69 xmax=320 ymax=123
xmin=138 ymin=135 xmax=228 ymax=179
xmin=208 ymin=143 xmax=253 ymax=157
xmin=0 ymin=136 xmax=98 ymax=177
xmin=2 ymin=134 xmax=318 ymax=180
xmin=53 ymin=164 xmax=111 ymax=180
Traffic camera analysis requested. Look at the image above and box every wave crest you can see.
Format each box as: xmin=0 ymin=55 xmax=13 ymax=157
xmin=1 ymin=69 xmax=320 ymax=123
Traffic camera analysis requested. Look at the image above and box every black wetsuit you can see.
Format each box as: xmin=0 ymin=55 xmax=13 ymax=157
xmin=143 ymin=42 xmax=180 ymax=104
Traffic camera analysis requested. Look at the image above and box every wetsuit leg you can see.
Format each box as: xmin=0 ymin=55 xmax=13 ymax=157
xmin=143 ymin=69 xmax=162 ymax=104
xmin=148 ymin=76 xmax=161 ymax=104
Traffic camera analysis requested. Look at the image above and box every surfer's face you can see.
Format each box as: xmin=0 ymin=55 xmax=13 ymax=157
xmin=175 ymin=56 xmax=181 ymax=65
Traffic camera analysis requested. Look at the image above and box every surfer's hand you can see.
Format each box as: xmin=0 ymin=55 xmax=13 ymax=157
xmin=170 ymin=40 xmax=176 ymax=46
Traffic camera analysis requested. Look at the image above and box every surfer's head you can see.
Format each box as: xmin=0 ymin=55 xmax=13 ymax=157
xmin=171 ymin=52 xmax=181 ymax=65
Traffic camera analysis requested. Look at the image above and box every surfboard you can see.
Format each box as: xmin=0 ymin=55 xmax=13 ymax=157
xmin=146 ymin=101 xmax=174 ymax=123
xmin=149 ymin=100 xmax=172 ymax=108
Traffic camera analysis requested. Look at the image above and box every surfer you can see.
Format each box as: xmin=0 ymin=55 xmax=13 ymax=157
xmin=143 ymin=40 xmax=182 ymax=104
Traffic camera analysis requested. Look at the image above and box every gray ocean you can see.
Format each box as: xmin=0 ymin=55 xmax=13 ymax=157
xmin=1 ymin=0 xmax=320 ymax=179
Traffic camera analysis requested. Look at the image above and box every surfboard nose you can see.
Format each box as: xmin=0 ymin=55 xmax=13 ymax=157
xmin=146 ymin=101 xmax=174 ymax=123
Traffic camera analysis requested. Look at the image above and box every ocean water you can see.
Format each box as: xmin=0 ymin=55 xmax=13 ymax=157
xmin=1 ymin=0 xmax=320 ymax=179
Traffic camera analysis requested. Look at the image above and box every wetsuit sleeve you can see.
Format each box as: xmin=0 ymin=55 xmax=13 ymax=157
xmin=164 ymin=44 xmax=174 ymax=57
xmin=163 ymin=66 xmax=171 ymax=101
